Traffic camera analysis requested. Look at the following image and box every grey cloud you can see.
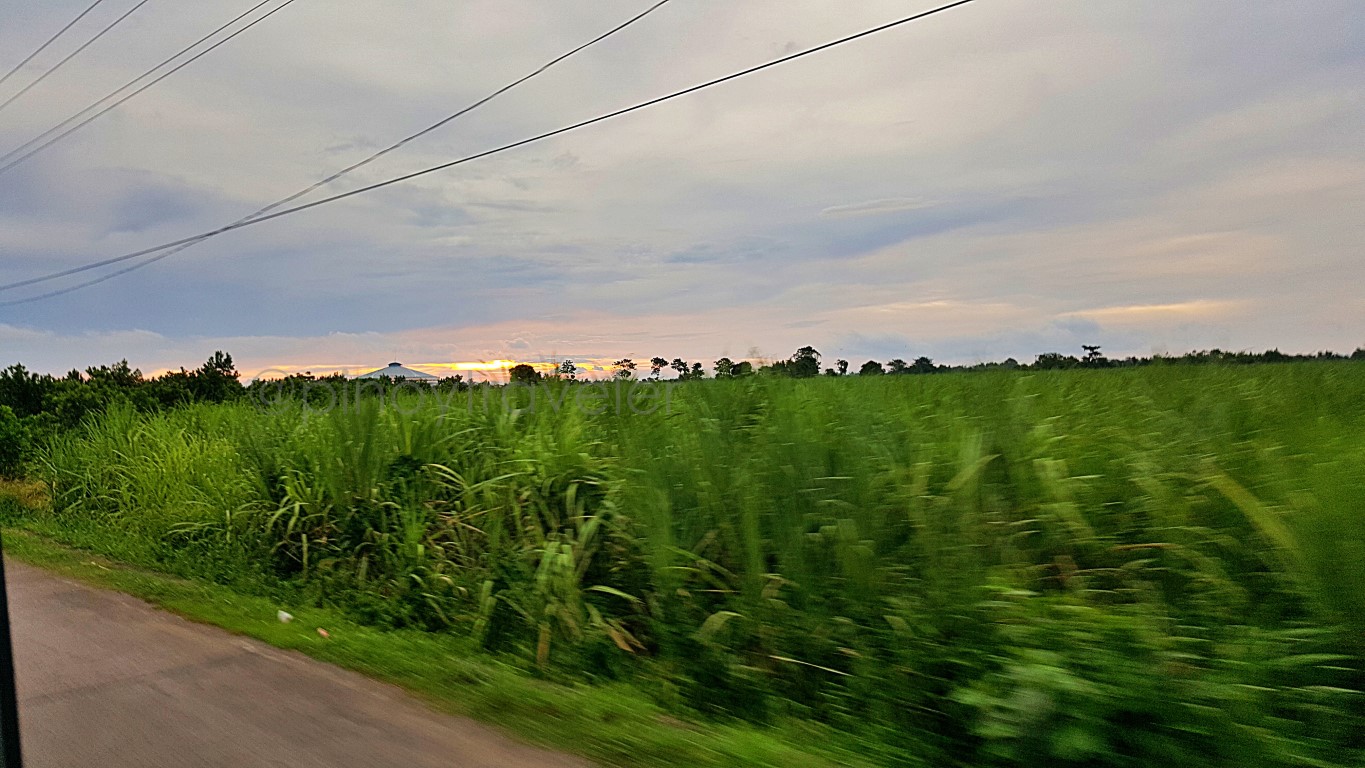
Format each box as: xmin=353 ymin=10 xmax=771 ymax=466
xmin=820 ymin=197 xmax=941 ymax=219
xmin=107 ymin=181 xmax=205 ymax=235
xmin=0 ymin=0 xmax=1360 ymax=372
xmin=831 ymin=332 xmax=916 ymax=362
xmin=664 ymin=236 xmax=786 ymax=264
xmin=1051 ymin=316 xmax=1102 ymax=338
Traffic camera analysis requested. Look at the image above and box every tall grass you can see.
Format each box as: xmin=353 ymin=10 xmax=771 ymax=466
xmin=22 ymin=365 xmax=1365 ymax=766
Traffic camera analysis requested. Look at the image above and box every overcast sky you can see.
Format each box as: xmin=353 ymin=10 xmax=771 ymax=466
xmin=1 ymin=0 xmax=1361 ymax=379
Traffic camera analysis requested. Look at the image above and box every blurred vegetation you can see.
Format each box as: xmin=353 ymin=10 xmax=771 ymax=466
xmin=2 ymin=356 xmax=1364 ymax=766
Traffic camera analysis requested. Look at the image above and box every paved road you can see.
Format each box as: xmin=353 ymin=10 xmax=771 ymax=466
xmin=5 ymin=560 xmax=591 ymax=768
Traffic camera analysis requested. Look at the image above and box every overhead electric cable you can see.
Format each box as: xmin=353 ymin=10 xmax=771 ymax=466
xmin=0 ymin=0 xmax=154 ymax=118
xmin=0 ymin=0 xmax=110 ymax=91
xmin=0 ymin=0 xmax=296 ymax=176
xmin=0 ymin=0 xmax=981 ymax=307
xmin=0 ymin=0 xmax=676 ymax=294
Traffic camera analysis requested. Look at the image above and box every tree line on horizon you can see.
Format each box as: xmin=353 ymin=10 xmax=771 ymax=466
xmin=3 ymin=344 xmax=1363 ymax=477
xmin=516 ymin=343 xmax=1365 ymax=383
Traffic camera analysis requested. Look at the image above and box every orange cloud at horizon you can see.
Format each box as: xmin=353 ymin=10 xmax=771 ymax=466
xmin=209 ymin=306 xmax=856 ymax=384
xmin=241 ymin=356 xmax=646 ymax=383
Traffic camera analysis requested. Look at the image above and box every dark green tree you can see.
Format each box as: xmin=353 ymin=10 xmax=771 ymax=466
xmin=1081 ymin=345 xmax=1109 ymax=367
xmin=859 ymin=360 xmax=885 ymax=376
xmin=0 ymin=364 xmax=50 ymax=417
xmin=789 ymin=346 xmax=821 ymax=378
xmin=436 ymin=374 xmax=467 ymax=392
xmin=1033 ymin=352 xmax=1080 ymax=370
xmin=85 ymin=359 xmax=143 ymax=388
xmin=148 ymin=369 xmax=195 ymax=408
xmin=508 ymin=364 xmax=541 ymax=384
xmin=189 ymin=351 xmax=241 ymax=402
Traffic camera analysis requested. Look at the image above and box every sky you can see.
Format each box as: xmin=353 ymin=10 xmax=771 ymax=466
xmin=0 ymin=0 xmax=1362 ymax=380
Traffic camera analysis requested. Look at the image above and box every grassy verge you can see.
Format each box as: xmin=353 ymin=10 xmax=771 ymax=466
xmin=0 ymin=521 xmax=872 ymax=768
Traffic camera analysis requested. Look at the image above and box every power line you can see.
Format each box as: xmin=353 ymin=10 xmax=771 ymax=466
xmin=3 ymin=0 xmax=980 ymax=303
xmin=0 ymin=0 xmax=982 ymax=307
xmin=0 ymin=0 xmax=676 ymax=295
xmin=0 ymin=0 xmax=154 ymax=118
xmin=0 ymin=0 xmax=296 ymax=175
xmin=0 ymin=0 xmax=110 ymax=91
xmin=0 ymin=0 xmax=294 ymax=176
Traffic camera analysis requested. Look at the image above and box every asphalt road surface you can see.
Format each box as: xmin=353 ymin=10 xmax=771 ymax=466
xmin=5 ymin=559 xmax=591 ymax=768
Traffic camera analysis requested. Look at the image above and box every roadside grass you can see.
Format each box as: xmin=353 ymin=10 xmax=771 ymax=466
xmin=0 ymin=480 xmax=45 ymax=509
xmin=0 ymin=521 xmax=874 ymax=768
